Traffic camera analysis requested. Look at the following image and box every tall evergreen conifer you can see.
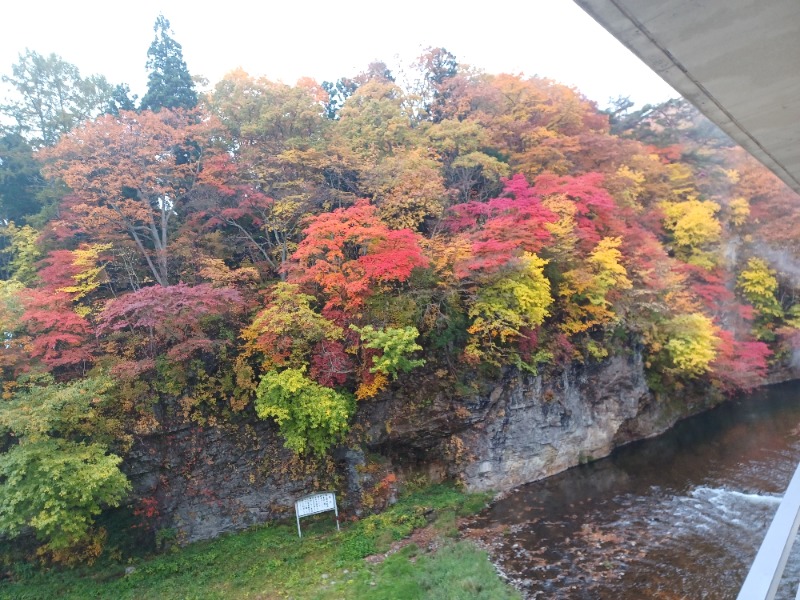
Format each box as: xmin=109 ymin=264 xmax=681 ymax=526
xmin=140 ymin=15 xmax=197 ymax=112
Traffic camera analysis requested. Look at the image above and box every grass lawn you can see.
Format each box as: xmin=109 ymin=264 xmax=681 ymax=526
xmin=0 ymin=484 xmax=521 ymax=600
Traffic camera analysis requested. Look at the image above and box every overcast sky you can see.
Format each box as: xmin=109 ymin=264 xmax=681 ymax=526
xmin=1 ymin=0 xmax=677 ymax=108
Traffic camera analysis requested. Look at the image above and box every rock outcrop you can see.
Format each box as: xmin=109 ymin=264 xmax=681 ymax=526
xmin=125 ymin=419 xmax=361 ymax=544
xmin=127 ymin=349 xmax=733 ymax=542
xmin=363 ymin=348 xmax=722 ymax=492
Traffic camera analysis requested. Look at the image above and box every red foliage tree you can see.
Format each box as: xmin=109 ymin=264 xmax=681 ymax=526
xmin=532 ymin=171 xmax=618 ymax=249
xmin=97 ymin=284 xmax=242 ymax=367
xmin=309 ymin=339 xmax=354 ymax=387
xmin=711 ymin=329 xmax=771 ymax=393
xmin=21 ymin=290 xmax=95 ymax=371
xmin=194 ymin=154 xmax=294 ymax=275
xmin=447 ymin=174 xmax=556 ymax=275
xmin=288 ymin=201 xmax=428 ymax=318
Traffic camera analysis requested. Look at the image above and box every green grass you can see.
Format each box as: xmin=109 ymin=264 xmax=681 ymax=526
xmin=344 ymin=542 xmax=519 ymax=600
xmin=0 ymin=484 xmax=520 ymax=600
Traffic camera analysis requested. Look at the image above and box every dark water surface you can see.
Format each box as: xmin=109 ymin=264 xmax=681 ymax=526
xmin=463 ymin=382 xmax=800 ymax=599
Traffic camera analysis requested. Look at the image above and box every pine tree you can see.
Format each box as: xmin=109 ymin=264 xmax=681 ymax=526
xmin=140 ymin=15 xmax=197 ymax=112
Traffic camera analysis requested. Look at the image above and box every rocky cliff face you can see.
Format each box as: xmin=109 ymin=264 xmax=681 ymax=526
xmin=459 ymin=352 xmax=651 ymax=491
xmin=129 ymin=349 xmax=728 ymax=543
xmin=363 ymin=348 xmax=722 ymax=492
xmin=459 ymin=351 xmax=690 ymax=491
xmin=125 ymin=419 xmax=355 ymax=544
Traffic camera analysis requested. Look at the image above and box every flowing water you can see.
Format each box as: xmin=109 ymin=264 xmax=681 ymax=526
xmin=463 ymin=382 xmax=800 ymax=599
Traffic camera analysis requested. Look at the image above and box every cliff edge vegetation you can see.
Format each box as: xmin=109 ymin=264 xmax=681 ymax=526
xmin=2 ymin=18 xmax=800 ymax=565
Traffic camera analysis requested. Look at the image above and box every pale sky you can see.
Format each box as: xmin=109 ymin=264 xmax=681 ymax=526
xmin=1 ymin=0 xmax=677 ymax=108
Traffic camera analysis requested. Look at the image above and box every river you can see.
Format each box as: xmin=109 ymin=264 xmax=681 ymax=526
xmin=462 ymin=382 xmax=800 ymax=599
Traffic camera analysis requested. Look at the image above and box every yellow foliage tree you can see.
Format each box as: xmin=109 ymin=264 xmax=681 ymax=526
xmin=559 ymin=237 xmax=632 ymax=335
xmin=58 ymin=243 xmax=112 ymax=316
xmin=608 ymin=164 xmax=646 ymax=207
xmin=728 ymin=197 xmax=750 ymax=228
xmin=1 ymin=223 xmax=41 ymax=284
xmin=663 ymin=313 xmax=719 ymax=377
xmin=465 ymin=252 xmax=552 ymax=364
xmin=737 ymin=258 xmax=783 ymax=333
xmin=366 ymin=148 xmax=447 ymax=230
xmin=661 ymin=198 xmax=721 ymax=268
xmin=541 ymin=194 xmax=579 ymax=265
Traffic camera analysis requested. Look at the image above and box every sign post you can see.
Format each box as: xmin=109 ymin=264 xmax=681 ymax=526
xmin=294 ymin=492 xmax=340 ymax=538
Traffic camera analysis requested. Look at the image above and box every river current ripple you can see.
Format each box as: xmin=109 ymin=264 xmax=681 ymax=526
xmin=462 ymin=382 xmax=800 ymax=599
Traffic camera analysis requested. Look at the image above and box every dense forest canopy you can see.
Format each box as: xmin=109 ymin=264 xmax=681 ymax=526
xmin=2 ymin=16 xmax=800 ymax=562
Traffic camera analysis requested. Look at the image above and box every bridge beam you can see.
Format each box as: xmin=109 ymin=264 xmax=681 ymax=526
xmin=574 ymin=0 xmax=800 ymax=195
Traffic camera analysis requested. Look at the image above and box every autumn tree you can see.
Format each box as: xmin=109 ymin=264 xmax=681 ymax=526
xmin=365 ymin=148 xmax=448 ymax=230
xmin=288 ymin=200 xmax=428 ymax=318
xmin=559 ymin=237 xmax=632 ymax=337
xmin=710 ymin=329 xmax=770 ymax=393
xmin=203 ymin=71 xmax=349 ymax=273
xmin=41 ymin=109 xmax=215 ymax=286
xmin=36 ymin=244 xmax=111 ymax=317
xmin=0 ymin=221 xmax=41 ymax=283
xmin=193 ymin=154 xmax=289 ymax=275
xmin=0 ymin=280 xmax=29 ymax=386
xmin=663 ymin=313 xmax=719 ymax=377
xmin=531 ymin=172 xmax=620 ymax=251
xmin=737 ymin=257 xmax=784 ymax=339
xmin=661 ymin=198 xmax=722 ymax=268
xmin=20 ymin=288 xmax=96 ymax=373
xmin=237 ymin=282 xmax=347 ymax=389
xmin=467 ymin=74 xmax=607 ymax=178
xmin=97 ymin=283 xmax=241 ymax=370
xmin=465 ymin=252 xmax=553 ymax=366
xmin=448 ymin=174 xmax=556 ymax=274
xmin=413 ymin=47 xmax=458 ymax=122
xmin=426 ymin=118 xmax=509 ymax=203
xmin=337 ymin=80 xmax=416 ymax=159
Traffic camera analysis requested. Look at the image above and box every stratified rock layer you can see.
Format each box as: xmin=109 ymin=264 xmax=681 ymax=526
xmin=128 ymin=349 xmax=731 ymax=542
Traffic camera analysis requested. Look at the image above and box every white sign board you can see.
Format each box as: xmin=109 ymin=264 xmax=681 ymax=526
xmin=294 ymin=492 xmax=339 ymax=537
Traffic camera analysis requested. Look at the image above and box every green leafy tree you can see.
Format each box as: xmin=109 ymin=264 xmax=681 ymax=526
xmin=0 ymin=376 xmax=130 ymax=561
xmin=106 ymin=83 xmax=138 ymax=115
xmin=351 ymin=324 xmax=425 ymax=379
xmin=140 ymin=15 xmax=198 ymax=112
xmin=254 ymin=367 xmax=355 ymax=454
xmin=0 ymin=375 xmax=121 ymax=441
xmin=0 ymin=439 xmax=129 ymax=560
xmin=1 ymin=50 xmax=114 ymax=147
xmin=0 ymin=130 xmax=45 ymax=222
xmin=0 ymin=279 xmax=28 ymax=383
xmin=338 ymin=80 xmax=414 ymax=158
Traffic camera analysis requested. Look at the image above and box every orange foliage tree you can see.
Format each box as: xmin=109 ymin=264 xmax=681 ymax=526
xmin=41 ymin=109 xmax=218 ymax=286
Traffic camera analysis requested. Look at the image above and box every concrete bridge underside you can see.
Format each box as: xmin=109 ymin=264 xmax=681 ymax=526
xmin=575 ymin=0 xmax=800 ymax=195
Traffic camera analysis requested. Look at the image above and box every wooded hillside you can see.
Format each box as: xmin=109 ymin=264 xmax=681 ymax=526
xmin=2 ymin=18 xmax=799 ymax=562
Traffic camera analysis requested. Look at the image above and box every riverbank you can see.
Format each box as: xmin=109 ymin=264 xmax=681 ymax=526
xmin=461 ymin=381 xmax=800 ymax=598
xmin=0 ymin=484 xmax=520 ymax=600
